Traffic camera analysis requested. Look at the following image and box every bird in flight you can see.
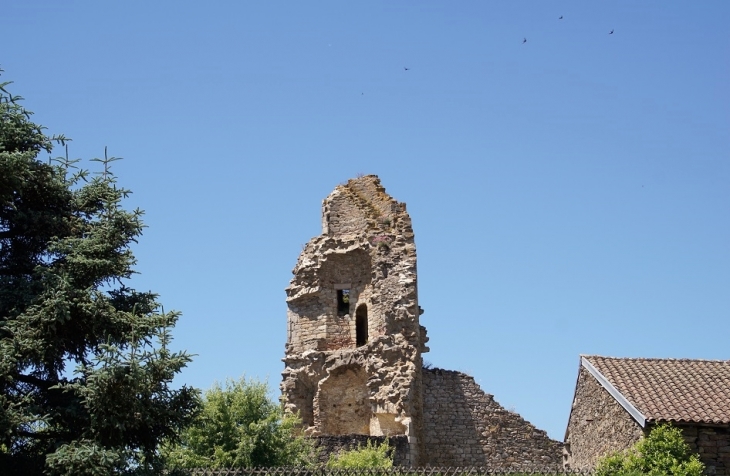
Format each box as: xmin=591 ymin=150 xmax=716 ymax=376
xmin=522 ymin=38 xmax=527 ymax=44
xmin=559 ymin=16 xmax=563 ymax=20
xmin=609 ymin=29 xmax=614 ymax=34
xmin=404 ymin=67 xmax=410 ymax=71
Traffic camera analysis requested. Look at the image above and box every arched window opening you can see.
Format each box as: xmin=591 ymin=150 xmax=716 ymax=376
xmin=356 ymin=304 xmax=368 ymax=347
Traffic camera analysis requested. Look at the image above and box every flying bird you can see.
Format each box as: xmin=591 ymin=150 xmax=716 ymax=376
xmin=559 ymin=16 xmax=563 ymax=20
xmin=609 ymin=29 xmax=614 ymax=34
xmin=522 ymin=38 xmax=527 ymax=44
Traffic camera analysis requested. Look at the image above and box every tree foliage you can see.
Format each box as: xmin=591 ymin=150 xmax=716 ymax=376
xmin=0 ymin=73 xmax=199 ymax=475
xmin=596 ymin=423 xmax=704 ymax=476
xmin=326 ymin=440 xmax=394 ymax=469
xmin=163 ymin=377 xmax=315 ymax=469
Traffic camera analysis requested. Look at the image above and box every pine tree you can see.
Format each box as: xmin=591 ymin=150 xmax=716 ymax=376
xmin=0 ymin=73 xmax=200 ymax=475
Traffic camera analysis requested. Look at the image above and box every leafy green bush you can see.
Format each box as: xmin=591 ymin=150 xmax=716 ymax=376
xmin=162 ymin=377 xmax=315 ymax=469
xmin=596 ymin=423 xmax=704 ymax=476
xmin=326 ymin=439 xmax=394 ymax=468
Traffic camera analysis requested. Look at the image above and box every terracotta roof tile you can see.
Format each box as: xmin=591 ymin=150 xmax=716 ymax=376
xmin=583 ymin=355 xmax=730 ymax=425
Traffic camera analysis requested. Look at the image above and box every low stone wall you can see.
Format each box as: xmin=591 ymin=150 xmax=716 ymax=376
xmin=421 ymin=368 xmax=563 ymax=470
xmin=312 ymin=435 xmax=410 ymax=466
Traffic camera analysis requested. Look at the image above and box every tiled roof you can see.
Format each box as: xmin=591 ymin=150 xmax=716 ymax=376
xmin=583 ymin=355 xmax=730 ymax=425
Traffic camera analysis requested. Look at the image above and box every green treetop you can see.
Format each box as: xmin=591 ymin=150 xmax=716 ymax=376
xmin=162 ymin=378 xmax=316 ymax=468
xmin=0 ymin=73 xmax=199 ymax=475
xmin=162 ymin=377 xmax=315 ymax=469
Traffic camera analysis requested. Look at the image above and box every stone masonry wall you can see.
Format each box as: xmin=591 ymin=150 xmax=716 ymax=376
xmin=322 ymin=178 xmax=407 ymax=238
xmin=282 ymin=175 xmax=426 ymax=465
xmin=283 ymin=176 xmax=564 ymax=468
xmin=676 ymin=425 xmax=730 ymax=476
xmin=563 ymin=366 xmax=644 ymax=470
xmin=422 ymin=368 xmax=563 ymax=470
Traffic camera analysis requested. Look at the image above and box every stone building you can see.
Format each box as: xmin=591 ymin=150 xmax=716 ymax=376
xmin=564 ymin=355 xmax=730 ymax=475
xmin=281 ymin=175 xmax=562 ymax=468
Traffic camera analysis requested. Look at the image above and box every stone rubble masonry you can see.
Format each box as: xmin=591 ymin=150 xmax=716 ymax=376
xmin=281 ymin=175 xmax=562 ymax=468
xmin=422 ymin=368 xmax=563 ymax=471
xmin=563 ymin=366 xmax=644 ymax=470
xmin=281 ymin=175 xmax=426 ymax=466
xmin=680 ymin=425 xmax=730 ymax=476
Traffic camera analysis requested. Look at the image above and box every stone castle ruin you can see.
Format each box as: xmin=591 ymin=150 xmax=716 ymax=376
xmin=281 ymin=175 xmax=562 ymax=469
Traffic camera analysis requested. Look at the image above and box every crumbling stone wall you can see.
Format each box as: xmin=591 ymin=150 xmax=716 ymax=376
xmin=563 ymin=366 xmax=644 ymax=470
xmin=422 ymin=368 xmax=563 ymax=470
xmin=282 ymin=175 xmax=563 ymax=468
xmin=282 ymin=175 xmax=427 ymax=466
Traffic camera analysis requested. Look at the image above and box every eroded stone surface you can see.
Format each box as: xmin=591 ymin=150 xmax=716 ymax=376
xmin=281 ymin=175 xmax=426 ymax=466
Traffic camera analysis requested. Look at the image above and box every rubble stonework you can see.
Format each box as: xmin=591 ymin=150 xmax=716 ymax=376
xmin=281 ymin=176 xmax=427 ymax=466
xmin=563 ymin=366 xmax=644 ymax=470
xmin=281 ymin=175 xmax=561 ymax=467
xmin=680 ymin=425 xmax=730 ymax=476
xmin=422 ymin=369 xmax=563 ymax=470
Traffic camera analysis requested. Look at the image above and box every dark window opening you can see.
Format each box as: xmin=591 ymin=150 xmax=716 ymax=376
xmin=356 ymin=304 xmax=368 ymax=346
xmin=337 ymin=289 xmax=350 ymax=316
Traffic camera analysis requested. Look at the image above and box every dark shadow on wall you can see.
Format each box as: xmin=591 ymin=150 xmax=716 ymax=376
xmin=422 ymin=368 xmax=488 ymax=466
xmin=356 ymin=304 xmax=368 ymax=347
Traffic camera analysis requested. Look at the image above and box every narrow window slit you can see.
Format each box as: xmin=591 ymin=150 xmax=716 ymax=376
xmin=337 ymin=289 xmax=350 ymax=316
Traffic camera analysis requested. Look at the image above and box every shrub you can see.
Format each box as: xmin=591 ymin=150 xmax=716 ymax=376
xmin=326 ymin=439 xmax=394 ymax=468
xmin=596 ymin=423 xmax=704 ymax=476
xmin=162 ymin=377 xmax=315 ymax=469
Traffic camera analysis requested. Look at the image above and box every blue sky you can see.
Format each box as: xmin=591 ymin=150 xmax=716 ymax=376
xmin=3 ymin=1 xmax=728 ymax=440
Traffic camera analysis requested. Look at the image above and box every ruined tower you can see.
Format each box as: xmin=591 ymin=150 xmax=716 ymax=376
xmin=281 ymin=175 xmax=428 ymax=465
xmin=282 ymin=175 xmax=564 ymax=470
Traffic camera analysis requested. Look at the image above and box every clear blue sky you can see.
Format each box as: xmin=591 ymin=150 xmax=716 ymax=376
xmin=3 ymin=1 xmax=728 ymax=440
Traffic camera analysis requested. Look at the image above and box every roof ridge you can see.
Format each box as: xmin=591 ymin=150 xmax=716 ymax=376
xmin=581 ymin=354 xmax=730 ymax=363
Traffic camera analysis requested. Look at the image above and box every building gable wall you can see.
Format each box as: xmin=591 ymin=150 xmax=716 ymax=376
xmin=564 ymin=366 xmax=644 ymax=470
